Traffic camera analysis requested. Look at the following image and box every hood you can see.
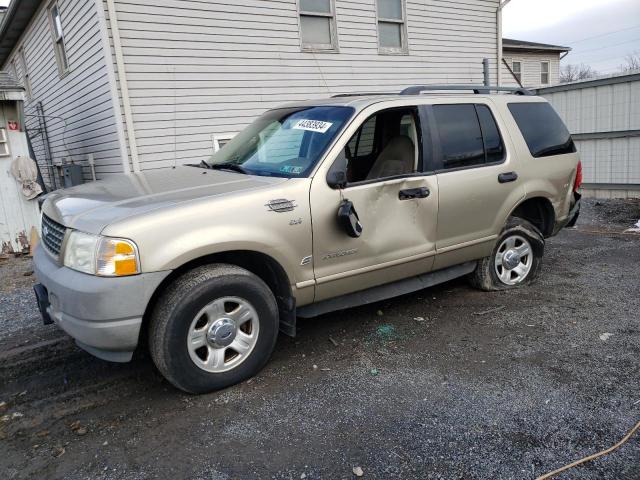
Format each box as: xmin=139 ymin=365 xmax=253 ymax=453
xmin=43 ymin=166 xmax=286 ymax=234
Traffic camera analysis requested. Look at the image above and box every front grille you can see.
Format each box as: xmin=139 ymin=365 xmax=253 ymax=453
xmin=41 ymin=214 xmax=67 ymax=257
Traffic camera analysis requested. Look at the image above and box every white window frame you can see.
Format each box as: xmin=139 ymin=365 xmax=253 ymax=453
xmin=376 ymin=0 xmax=409 ymax=55
xmin=18 ymin=48 xmax=32 ymax=99
xmin=212 ymin=134 xmax=235 ymax=152
xmin=0 ymin=128 xmax=11 ymax=157
xmin=512 ymin=60 xmax=522 ymax=84
xmin=297 ymin=0 xmax=339 ymax=53
xmin=48 ymin=1 xmax=70 ymax=77
xmin=540 ymin=61 xmax=550 ymax=85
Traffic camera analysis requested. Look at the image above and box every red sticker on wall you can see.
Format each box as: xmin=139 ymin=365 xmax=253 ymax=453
xmin=7 ymin=121 xmax=19 ymax=131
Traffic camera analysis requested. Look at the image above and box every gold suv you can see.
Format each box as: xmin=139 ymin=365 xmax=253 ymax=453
xmin=33 ymin=85 xmax=582 ymax=393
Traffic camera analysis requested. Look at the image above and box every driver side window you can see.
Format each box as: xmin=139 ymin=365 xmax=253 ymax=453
xmin=341 ymin=107 xmax=421 ymax=184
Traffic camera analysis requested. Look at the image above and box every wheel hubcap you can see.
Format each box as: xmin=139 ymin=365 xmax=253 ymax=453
xmin=494 ymin=235 xmax=533 ymax=285
xmin=187 ymin=296 xmax=259 ymax=373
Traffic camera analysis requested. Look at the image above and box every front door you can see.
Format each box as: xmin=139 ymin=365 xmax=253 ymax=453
xmin=309 ymin=106 xmax=439 ymax=301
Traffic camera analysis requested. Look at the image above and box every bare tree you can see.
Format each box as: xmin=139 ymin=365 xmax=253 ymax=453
xmin=619 ymin=51 xmax=640 ymax=73
xmin=560 ymin=63 xmax=598 ymax=83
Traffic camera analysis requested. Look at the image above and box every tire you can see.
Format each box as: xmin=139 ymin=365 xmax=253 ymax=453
xmin=149 ymin=264 xmax=279 ymax=394
xmin=469 ymin=217 xmax=544 ymax=291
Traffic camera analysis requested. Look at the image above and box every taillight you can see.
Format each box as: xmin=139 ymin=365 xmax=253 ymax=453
xmin=573 ymin=161 xmax=582 ymax=191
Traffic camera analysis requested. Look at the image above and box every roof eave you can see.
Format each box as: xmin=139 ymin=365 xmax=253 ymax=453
xmin=0 ymin=0 xmax=44 ymax=66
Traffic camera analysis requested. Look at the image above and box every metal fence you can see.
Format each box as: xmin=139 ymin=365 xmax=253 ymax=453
xmin=537 ymin=72 xmax=640 ymax=199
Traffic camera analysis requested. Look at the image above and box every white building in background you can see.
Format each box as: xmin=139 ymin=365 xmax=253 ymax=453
xmin=501 ymin=38 xmax=571 ymax=89
xmin=0 ymin=0 xmax=510 ymax=188
xmin=538 ymin=72 xmax=640 ymax=199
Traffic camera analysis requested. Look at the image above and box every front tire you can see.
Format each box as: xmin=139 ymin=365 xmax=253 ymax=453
xmin=149 ymin=264 xmax=279 ymax=393
xmin=469 ymin=217 xmax=544 ymax=291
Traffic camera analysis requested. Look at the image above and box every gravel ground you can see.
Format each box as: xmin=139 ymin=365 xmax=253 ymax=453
xmin=0 ymin=198 xmax=639 ymax=480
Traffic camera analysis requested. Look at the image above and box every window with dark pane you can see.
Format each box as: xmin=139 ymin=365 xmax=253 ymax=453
xmin=433 ymin=104 xmax=485 ymax=169
xmin=476 ymin=105 xmax=505 ymax=164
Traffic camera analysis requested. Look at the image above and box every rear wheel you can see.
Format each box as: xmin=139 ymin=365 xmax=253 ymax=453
xmin=149 ymin=264 xmax=279 ymax=393
xmin=470 ymin=217 xmax=544 ymax=291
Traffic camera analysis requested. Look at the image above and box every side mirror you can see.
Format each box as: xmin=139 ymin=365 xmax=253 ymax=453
xmin=327 ymin=170 xmax=347 ymax=189
xmin=337 ymin=200 xmax=363 ymax=238
xmin=327 ymin=151 xmax=348 ymax=189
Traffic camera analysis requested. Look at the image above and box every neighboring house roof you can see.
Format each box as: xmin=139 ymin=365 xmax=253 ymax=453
xmin=503 ymin=38 xmax=571 ymax=53
xmin=0 ymin=0 xmax=44 ymax=66
xmin=0 ymin=70 xmax=25 ymax=91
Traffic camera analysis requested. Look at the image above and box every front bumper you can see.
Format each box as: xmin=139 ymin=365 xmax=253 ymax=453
xmin=33 ymin=245 xmax=170 ymax=362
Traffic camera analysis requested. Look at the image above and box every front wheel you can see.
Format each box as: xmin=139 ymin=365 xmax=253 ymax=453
xmin=469 ymin=217 xmax=544 ymax=291
xmin=149 ymin=264 xmax=279 ymax=393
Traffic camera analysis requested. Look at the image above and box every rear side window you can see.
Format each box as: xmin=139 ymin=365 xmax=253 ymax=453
xmin=508 ymin=102 xmax=576 ymax=158
xmin=433 ymin=104 xmax=505 ymax=170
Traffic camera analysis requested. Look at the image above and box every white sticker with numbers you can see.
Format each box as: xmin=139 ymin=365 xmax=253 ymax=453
xmin=292 ymin=119 xmax=333 ymax=133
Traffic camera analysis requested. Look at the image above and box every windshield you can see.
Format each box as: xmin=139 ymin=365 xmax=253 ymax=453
xmin=206 ymin=106 xmax=354 ymax=177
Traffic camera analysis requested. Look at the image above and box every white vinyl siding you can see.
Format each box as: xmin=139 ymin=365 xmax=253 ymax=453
xmin=4 ymin=0 xmax=126 ymax=188
xmin=502 ymin=51 xmax=560 ymax=88
xmin=109 ymin=0 xmax=500 ymax=171
xmin=376 ymin=0 xmax=408 ymax=54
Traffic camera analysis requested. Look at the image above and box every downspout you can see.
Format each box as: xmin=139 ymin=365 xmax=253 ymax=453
xmin=496 ymin=0 xmax=512 ymax=86
xmin=105 ymin=0 xmax=140 ymax=173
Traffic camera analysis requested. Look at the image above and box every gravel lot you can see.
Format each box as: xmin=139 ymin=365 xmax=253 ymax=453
xmin=1 ymin=198 xmax=639 ymax=480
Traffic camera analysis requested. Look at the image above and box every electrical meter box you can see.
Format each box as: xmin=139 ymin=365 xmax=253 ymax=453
xmin=61 ymin=164 xmax=84 ymax=188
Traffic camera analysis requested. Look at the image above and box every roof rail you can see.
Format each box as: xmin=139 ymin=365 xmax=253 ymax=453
xmin=331 ymin=92 xmax=396 ymax=98
xmin=399 ymin=84 xmax=535 ymax=96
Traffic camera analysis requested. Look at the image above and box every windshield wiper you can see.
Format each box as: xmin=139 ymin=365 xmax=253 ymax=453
xmin=208 ymin=163 xmax=248 ymax=174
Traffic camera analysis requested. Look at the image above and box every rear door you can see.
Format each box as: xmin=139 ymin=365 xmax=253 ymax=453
xmin=427 ymin=101 xmax=525 ymax=269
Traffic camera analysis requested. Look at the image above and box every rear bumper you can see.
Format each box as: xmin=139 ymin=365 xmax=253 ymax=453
xmin=33 ymin=245 xmax=170 ymax=362
xmin=552 ymin=192 xmax=581 ymax=235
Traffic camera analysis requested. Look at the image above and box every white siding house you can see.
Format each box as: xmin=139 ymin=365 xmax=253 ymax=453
xmin=500 ymin=38 xmax=570 ymax=89
xmin=0 ymin=0 xmax=505 ymax=184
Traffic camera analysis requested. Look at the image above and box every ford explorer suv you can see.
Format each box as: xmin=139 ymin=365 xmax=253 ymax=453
xmin=33 ymin=85 xmax=581 ymax=393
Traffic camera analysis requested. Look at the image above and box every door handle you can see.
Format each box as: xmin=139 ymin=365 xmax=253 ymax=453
xmin=399 ymin=187 xmax=430 ymax=200
xmin=498 ymin=172 xmax=518 ymax=183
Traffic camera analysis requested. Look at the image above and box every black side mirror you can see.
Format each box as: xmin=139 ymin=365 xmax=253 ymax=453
xmin=337 ymin=199 xmax=363 ymax=238
xmin=327 ymin=170 xmax=347 ymax=189
xmin=327 ymin=151 xmax=348 ymax=189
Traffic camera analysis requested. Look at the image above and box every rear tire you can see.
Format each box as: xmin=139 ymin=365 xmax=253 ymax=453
xmin=149 ymin=264 xmax=279 ymax=394
xmin=469 ymin=217 xmax=544 ymax=291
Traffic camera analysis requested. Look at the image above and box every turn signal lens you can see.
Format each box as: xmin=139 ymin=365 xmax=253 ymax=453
xmin=96 ymin=238 xmax=140 ymax=276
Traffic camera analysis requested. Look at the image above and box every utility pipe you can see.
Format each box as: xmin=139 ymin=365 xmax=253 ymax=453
xmin=105 ymin=0 xmax=141 ymax=173
xmin=497 ymin=0 xmax=512 ymax=86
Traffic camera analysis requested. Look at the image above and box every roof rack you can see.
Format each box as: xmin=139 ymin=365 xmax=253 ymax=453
xmin=332 ymin=84 xmax=535 ymax=98
xmin=399 ymin=84 xmax=534 ymax=95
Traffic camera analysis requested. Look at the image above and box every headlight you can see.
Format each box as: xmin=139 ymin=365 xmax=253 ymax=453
xmin=63 ymin=232 xmax=140 ymax=276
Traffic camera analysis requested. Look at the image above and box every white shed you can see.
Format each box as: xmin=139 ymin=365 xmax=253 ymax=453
xmin=0 ymin=71 xmax=41 ymax=253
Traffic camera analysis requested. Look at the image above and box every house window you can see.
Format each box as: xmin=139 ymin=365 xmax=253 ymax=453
xmin=298 ymin=0 xmax=338 ymax=52
xmin=376 ymin=0 xmax=408 ymax=53
xmin=512 ymin=61 xmax=522 ymax=84
xmin=541 ymin=62 xmax=550 ymax=84
xmin=212 ymin=134 xmax=234 ymax=152
xmin=18 ymin=49 xmax=32 ymax=99
xmin=48 ymin=2 xmax=69 ymax=76
xmin=0 ymin=128 xmax=10 ymax=156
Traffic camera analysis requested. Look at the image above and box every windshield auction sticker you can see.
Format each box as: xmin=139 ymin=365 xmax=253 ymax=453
xmin=292 ymin=119 xmax=333 ymax=133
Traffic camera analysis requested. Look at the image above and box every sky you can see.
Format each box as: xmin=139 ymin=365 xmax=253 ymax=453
xmin=0 ymin=0 xmax=637 ymax=74
xmin=503 ymin=0 xmax=640 ymax=74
